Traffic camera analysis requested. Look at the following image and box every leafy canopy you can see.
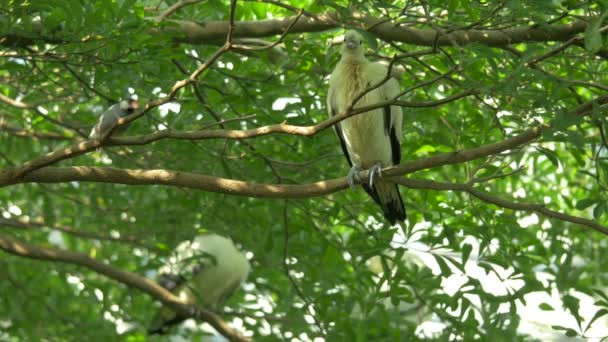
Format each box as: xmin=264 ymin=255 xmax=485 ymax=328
xmin=1 ymin=0 xmax=608 ymax=341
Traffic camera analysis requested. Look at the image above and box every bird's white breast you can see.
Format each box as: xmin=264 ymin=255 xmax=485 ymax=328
xmin=162 ymin=234 xmax=250 ymax=308
xmin=329 ymin=60 xmax=394 ymax=168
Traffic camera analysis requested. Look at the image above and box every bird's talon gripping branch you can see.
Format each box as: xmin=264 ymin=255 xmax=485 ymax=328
xmin=368 ymin=163 xmax=383 ymax=188
xmin=347 ymin=165 xmax=362 ymax=189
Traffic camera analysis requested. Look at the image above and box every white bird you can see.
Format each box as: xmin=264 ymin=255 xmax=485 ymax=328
xmin=327 ymin=30 xmax=406 ymax=224
xmin=88 ymin=99 xmax=138 ymax=139
xmin=148 ymin=234 xmax=250 ymax=335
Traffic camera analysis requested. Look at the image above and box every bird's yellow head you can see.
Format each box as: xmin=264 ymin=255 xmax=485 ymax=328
xmin=341 ymin=30 xmax=365 ymax=58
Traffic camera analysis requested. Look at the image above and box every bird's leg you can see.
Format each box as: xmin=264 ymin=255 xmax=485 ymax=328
xmin=368 ymin=162 xmax=383 ymax=188
xmin=347 ymin=165 xmax=363 ymax=189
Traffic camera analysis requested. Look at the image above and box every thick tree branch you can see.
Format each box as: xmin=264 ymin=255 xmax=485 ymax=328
xmin=0 ymin=125 xmax=546 ymax=196
xmin=5 ymin=92 xmax=608 ymax=190
xmin=4 ymin=112 xmax=607 ymax=235
xmin=3 ymin=13 xmax=589 ymax=49
xmin=1 ymin=125 xmax=604 ymax=236
xmin=395 ymin=178 xmax=608 ymax=236
xmin=383 ymin=126 xmax=544 ymax=178
xmin=7 ymin=87 xmax=608 ymax=191
xmin=0 ymin=93 xmax=32 ymax=109
xmin=0 ymin=235 xmax=250 ymax=342
xmin=10 ymin=90 xmax=478 ymax=178
xmin=163 ymin=14 xmax=588 ymax=47
xmin=1 ymin=123 xmax=606 ymax=234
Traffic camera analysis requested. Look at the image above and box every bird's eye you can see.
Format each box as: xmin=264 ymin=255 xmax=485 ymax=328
xmin=359 ymin=40 xmax=363 ymax=45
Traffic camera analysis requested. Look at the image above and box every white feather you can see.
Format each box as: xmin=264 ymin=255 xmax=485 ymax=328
xmin=160 ymin=234 xmax=250 ymax=308
xmin=149 ymin=234 xmax=250 ymax=333
xmin=329 ymin=60 xmax=402 ymax=168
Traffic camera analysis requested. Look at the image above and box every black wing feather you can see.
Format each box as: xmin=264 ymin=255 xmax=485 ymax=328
xmin=384 ymin=104 xmax=401 ymax=165
xmin=362 ymin=183 xmax=382 ymax=206
xmin=390 ymin=125 xmax=401 ymax=165
xmin=383 ymin=104 xmax=391 ymax=135
xmin=331 ymin=106 xmax=353 ymax=167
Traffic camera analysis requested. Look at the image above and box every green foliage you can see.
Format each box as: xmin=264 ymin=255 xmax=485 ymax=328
xmin=1 ymin=0 xmax=608 ymax=341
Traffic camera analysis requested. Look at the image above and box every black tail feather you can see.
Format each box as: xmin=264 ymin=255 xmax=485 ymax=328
xmin=363 ymin=182 xmax=406 ymax=225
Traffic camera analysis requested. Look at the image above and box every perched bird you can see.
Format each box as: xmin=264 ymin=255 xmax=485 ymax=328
xmin=88 ymin=99 xmax=138 ymax=139
xmin=148 ymin=234 xmax=250 ymax=335
xmin=327 ymin=30 xmax=406 ymax=224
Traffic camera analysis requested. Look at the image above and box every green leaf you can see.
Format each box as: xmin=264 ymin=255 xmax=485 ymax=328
xmin=353 ymin=28 xmax=378 ymax=51
xmin=414 ymin=144 xmax=436 ymax=156
xmin=584 ymin=11 xmax=607 ymax=53
xmin=575 ymin=198 xmax=598 ymax=210
xmin=461 ymin=243 xmax=472 ymax=264
xmin=584 ymin=308 xmax=608 ymax=332
xmin=592 ymin=289 xmax=608 ymax=302
xmin=117 ymin=0 xmax=137 ymax=21
xmin=433 ymin=255 xmax=453 ymax=276
xmin=593 ymin=202 xmax=605 ymax=219
xmin=373 ymin=2 xmax=400 ymax=10
xmin=535 ymin=146 xmax=560 ymax=167
xmin=562 ymin=295 xmax=582 ymax=330
xmin=448 ymin=0 xmax=460 ymax=14
xmin=553 ymin=110 xmax=584 ymax=129
xmin=539 ymin=302 xmax=554 ymax=311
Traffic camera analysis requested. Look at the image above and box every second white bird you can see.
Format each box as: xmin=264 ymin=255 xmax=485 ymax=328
xmin=148 ymin=233 xmax=250 ymax=334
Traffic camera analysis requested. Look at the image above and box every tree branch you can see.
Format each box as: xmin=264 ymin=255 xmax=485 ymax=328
xmin=156 ymin=0 xmax=204 ymax=20
xmin=394 ymin=178 xmax=608 ymax=236
xmin=12 ymin=41 xmax=233 ymax=178
xmin=0 ymin=217 xmax=154 ymax=250
xmin=2 ymin=13 xmax=590 ymax=50
xmin=1 ymin=123 xmax=606 ymax=234
xmin=0 ymin=235 xmax=250 ymax=342
xmin=0 ymin=120 xmax=70 ymax=140
xmin=0 ymin=125 xmax=546 ymax=197
xmin=9 ymin=90 xmax=479 ymax=178
xmin=163 ymin=14 xmax=588 ymax=47
xmin=0 ymin=93 xmax=32 ymax=109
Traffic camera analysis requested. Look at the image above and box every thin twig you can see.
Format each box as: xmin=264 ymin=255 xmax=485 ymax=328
xmin=63 ymin=63 xmax=115 ymax=102
xmin=282 ymin=201 xmax=326 ymax=335
xmin=0 ymin=217 xmax=155 ymax=251
xmin=232 ymin=9 xmax=304 ymax=51
xmin=394 ymin=178 xmax=608 ymax=236
xmin=156 ymin=0 xmax=203 ymax=20
xmin=227 ymin=0 xmax=238 ymax=43
xmin=199 ymin=114 xmax=257 ymax=129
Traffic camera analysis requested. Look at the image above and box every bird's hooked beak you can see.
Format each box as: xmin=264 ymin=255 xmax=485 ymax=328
xmin=346 ymin=40 xmax=357 ymax=50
